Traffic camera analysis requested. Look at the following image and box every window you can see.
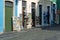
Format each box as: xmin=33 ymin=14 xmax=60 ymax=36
xmin=31 ymin=2 xmax=36 ymax=8
xmin=22 ymin=1 xmax=26 ymax=7
xmin=5 ymin=1 xmax=13 ymax=7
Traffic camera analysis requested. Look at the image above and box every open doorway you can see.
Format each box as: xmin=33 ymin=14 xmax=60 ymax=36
xmin=32 ymin=8 xmax=35 ymax=27
xmin=39 ymin=5 xmax=42 ymax=25
xmin=22 ymin=1 xmax=27 ymax=27
xmin=47 ymin=6 xmax=50 ymax=24
xmin=31 ymin=2 xmax=36 ymax=27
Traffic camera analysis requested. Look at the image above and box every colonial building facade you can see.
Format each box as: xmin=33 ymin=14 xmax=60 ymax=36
xmin=14 ymin=0 xmax=39 ymax=28
xmin=14 ymin=0 xmax=57 ymax=27
xmin=37 ymin=0 xmax=57 ymax=26
xmin=0 ymin=0 xmax=57 ymax=33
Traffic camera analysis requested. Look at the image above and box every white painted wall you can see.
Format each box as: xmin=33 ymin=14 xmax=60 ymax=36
xmin=17 ymin=0 xmax=53 ymax=26
xmin=17 ymin=0 xmax=22 ymax=17
xmin=25 ymin=0 xmax=39 ymax=16
xmin=17 ymin=0 xmax=51 ymax=18
xmin=17 ymin=0 xmax=40 ymax=17
xmin=24 ymin=0 xmax=40 ymax=27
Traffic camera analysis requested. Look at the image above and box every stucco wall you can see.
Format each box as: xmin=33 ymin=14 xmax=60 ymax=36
xmin=39 ymin=0 xmax=51 ymax=14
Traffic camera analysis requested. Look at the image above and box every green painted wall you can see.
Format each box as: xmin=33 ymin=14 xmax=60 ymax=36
xmin=56 ymin=0 xmax=60 ymax=24
xmin=51 ymin=0 xmax=56 ymax=2
xmin=56 ymin=0 xmax=60 ymax=9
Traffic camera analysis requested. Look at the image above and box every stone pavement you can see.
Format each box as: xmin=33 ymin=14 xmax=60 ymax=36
xmin=0 ymin=25 xmax=60 ymax=40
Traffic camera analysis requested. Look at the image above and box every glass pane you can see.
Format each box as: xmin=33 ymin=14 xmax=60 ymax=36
xmin=31 ymin=2 xmax=35 ymax=8
xmin=22 ymin=1 xmax=26 ymax=7
xmin=5 ymin=1 xmax=13 ymax=7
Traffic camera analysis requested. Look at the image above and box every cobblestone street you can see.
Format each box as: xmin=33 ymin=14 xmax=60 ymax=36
xmin=0 ymin=25 xmax=60 ymax=40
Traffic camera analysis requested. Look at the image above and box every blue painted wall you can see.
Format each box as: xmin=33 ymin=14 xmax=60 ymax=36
xmin=0 ymin=0 xmax=3 ymax=32
xmin=15 ymin=0 xmax=18 ymax=16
